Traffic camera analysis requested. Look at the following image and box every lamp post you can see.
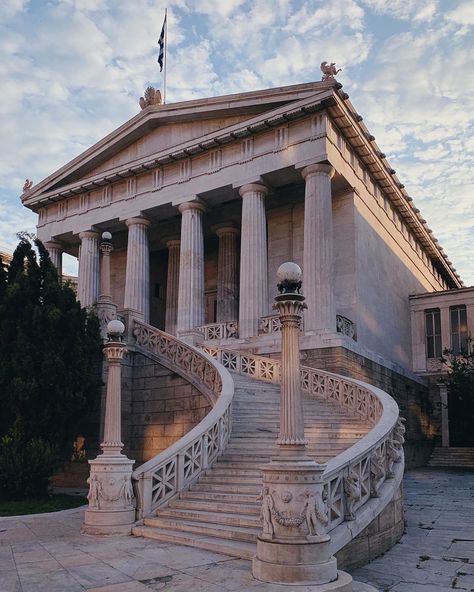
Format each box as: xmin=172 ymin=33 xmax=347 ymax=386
xmin=81 ymin=320 xmax=136 ymax=536
xmin=252 ymin=263 xmax=363 ymax=591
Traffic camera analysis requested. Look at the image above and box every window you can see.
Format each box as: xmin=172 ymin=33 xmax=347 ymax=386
xmin=450 ymin=305 xmax=468 ymax=354
xmin=425 ymin=308 xmax=441 ymax=359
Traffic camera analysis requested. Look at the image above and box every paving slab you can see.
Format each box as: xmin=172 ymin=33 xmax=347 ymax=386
xmin=0 ymin=468 xmax=472 ymax=591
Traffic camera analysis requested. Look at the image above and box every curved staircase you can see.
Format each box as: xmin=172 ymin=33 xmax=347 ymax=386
xmin=128 ymin=320 xmax=404 ymax=563
xmin=133 ymin=373 xmax=372 ymax=557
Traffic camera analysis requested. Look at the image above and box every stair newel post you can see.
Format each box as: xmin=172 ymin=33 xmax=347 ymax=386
xmin=82 ymin=320 xmax=136 ymax=536
xmin=136 ymin=473 xmax=153 ymax=520
xmin=252 ymin=262 xmax=356 ymax=590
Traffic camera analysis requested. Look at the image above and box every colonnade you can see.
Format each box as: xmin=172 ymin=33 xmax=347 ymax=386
xmin=45 ymin=162 xmax=336 ymax=339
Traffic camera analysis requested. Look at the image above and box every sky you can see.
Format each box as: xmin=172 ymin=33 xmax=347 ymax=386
xmin=0 ymin=0 xmax=473 ymax=283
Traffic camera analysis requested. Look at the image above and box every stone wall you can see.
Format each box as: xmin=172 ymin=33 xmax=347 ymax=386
xmin=303 ymin=347 xmax=436 ymax=468
xmin=336 ymin=484 xmax=404 ymax=570
xmin=122 ymin=351 xmax=212 ymax=465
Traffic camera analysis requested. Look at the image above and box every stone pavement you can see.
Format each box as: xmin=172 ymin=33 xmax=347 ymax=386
xmin=0 ymin=468 xmax=472 ymax=592
xmin=353 ymin=468 xmax=474 ymax=591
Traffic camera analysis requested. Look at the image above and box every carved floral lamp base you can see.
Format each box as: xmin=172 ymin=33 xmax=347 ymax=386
xmin=81 ymin=456 xmax=136 ymax=536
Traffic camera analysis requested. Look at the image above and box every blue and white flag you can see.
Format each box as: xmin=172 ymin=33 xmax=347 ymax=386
xmin=158 ymin=13 xmax=166 ymax=72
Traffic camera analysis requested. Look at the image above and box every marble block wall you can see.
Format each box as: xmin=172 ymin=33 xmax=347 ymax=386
xmin=303 ymin=347 xmax=435 ymax=468
xmin=121 ymin=352 xmax=211 ymax=464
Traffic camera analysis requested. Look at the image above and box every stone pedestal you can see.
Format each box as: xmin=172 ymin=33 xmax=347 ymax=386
xmin=82 ymin=323 xmax=136 ymax=536
xmin=124 ymin=217 xmax=151 ymax=323
xmin=165 ymin=238 xmax=180 ymax=335
xmin=301 ymin=164 xmax=336 ymax=333
xmin=176 ymin=200 xmax=206 ymax=336
xmin=215 ymin=223 xmax=239 ymax=323
xmin=239 ymin=183 xmax=269 ymax=338
xmin=78 ymin=230 xmax=100 ymax=308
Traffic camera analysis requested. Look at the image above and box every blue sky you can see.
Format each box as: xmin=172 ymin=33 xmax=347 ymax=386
xmin=0 ymin=0 xmax=473 ymax=283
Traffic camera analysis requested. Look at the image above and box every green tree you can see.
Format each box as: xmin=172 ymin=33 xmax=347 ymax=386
xmin=442 ymin=342 xmax=474 ymax=447
xmin=0 ymin=236 xmax=102 ymax=460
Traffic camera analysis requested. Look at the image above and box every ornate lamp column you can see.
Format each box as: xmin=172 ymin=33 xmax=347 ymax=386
xmin=97 ymin=232 xmax=117 ymax=340
xmin=82 ymin=320 xmax=136 ymax=536
xmin=252 ymin=263 xmax=364 ymax=591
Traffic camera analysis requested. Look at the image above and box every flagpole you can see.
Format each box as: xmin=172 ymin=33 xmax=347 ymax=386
xmin=163 ymin=7 xmax=168 ymax=104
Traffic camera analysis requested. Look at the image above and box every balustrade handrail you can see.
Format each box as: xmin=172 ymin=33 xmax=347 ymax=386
xmin=203 ymin=346 xmax=403 ymax=538
xmin=130 ymin=321 xmax=234 ymax=518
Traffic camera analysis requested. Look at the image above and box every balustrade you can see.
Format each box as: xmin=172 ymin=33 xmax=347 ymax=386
xmin=336 ymin=314 xmax=357 ymax=340
xmin=197 ymin=321 xmax=239 ymax=341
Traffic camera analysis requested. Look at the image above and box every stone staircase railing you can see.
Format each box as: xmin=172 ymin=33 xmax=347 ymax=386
xmin=130 ymin=320 xmax=234 ymax=518
xmin=203 ymin=346 xmax=403 ymax=546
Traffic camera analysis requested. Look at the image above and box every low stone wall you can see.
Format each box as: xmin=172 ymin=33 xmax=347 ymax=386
xmin=122 ymin=352 xmax=212 ymax=465
xmin=303 ymin=347 xmax=435 ymax=468
xmin=336 ymin=484 xmax=404 ymax=570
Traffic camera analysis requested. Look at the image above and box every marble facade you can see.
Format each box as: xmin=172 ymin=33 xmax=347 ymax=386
xmin=21 ymin=79 xmax=463 ymax=378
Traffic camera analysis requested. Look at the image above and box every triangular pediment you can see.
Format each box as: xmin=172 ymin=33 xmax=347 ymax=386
xmin=23 ymin=81 xmax=334 ymax=204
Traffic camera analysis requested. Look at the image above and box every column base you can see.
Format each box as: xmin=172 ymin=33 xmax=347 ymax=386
xmin=253 ymin=536 xmax=338 ymax=585
xmin=81 ymin=508 xmax=136 ymax=536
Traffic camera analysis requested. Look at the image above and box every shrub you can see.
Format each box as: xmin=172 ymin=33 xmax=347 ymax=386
xmin=0 ymin=432 xmax=60 ymax=500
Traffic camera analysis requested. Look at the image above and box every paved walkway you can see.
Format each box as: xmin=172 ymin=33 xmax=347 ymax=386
xmin=0 ymin=468 xmax=472 ymax=592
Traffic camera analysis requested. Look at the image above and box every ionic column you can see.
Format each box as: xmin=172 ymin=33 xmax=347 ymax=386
xmin=78 ymin=230 xmax=100 ymax=308
xmin=165 ymin=238 xmax=180 ymax=335
xmin=301 ymin=163 xmax=336 ymax=333
xmin=239 ymin=183 xmax=269 ymax=338
xmin=176 ymin=200 xmax=206 ymax=335
xmin=123 ymin=217 xmax=151 ymax=323
xmin=215 ymin=224 xmax=239 ymax=322
xmin=44 ymin=240 xmax=63 ymax=278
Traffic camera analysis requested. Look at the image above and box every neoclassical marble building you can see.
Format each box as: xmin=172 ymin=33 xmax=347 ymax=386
xmin=22 ymin=78 xmax=463 ymax=463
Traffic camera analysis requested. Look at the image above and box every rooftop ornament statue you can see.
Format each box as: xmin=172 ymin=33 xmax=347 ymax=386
xmin=22 ymin=179 xmax=33 ymax=192
xmin=321 ymin=61 xmax=342 ymax=81
xmin=139 ymin=86 xmax=162 ymax=110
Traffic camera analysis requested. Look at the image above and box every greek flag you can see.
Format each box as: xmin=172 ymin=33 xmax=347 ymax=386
xmin=158 ymin=14 xmax=166 ymax=72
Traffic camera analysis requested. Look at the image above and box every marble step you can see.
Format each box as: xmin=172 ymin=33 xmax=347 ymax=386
xmin=132 ymin=525 xmax=255 ymax=559
xmin=206 ymin=467 xmax=262 ymax=477
xmin=169 ymin=498 xmax=260 ymax=514
xmin=180 ymin=490 xmax=258 ymax=504
xmin=143 ymin=516 xmax=260 ymax=543
xmin=198 ymin=475 xmax=261 ymax=485
xmin=157 ymin=507 xmax=261 ymax=528
xmin=189 ymin=482 xmax=261 ymax=494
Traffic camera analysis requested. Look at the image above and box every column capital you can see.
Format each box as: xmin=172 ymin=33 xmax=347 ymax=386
xmin=43 ymin=239 xmax=64 ymax=250
xmin=125 ymin=216 xmax=152 ymax=229
xmin=165 ymin=237 xmax=181 ymax=248
xmin=177 ymin=198 xmax=206 ymax=214
xmin=79 ymin=230 xmax=100 ymax=240
xmin=238 ymin=182 xmax=269 ymax=198
xmin=299 ymin=163 xmax=335 ymax=180
xmin=212 ymin=222 xmax=239 ymax=238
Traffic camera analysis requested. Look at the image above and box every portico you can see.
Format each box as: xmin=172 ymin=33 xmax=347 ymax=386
xmin=23 ymin=79 xmax=461 ymax=366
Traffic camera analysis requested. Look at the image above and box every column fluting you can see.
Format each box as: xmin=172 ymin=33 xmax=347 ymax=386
xmin=239 ymin=183 xmax=269 ymax=338
xmin=78 ymin=230 xmax=100 ymax=308
xmin=123 ymin=217 xmax=151 ymax=323
xmin=44 ymin=240 xmax=63 ymax=279
xmin=301 ymin=163 xmax=336 ymax=333
xmin=215 ymin=224 xmax=239 ymax=322
xmin=165 ymin=238 xmax=181 ymax=335
xmin=176 ymin=200 xmax=206 ymax=334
